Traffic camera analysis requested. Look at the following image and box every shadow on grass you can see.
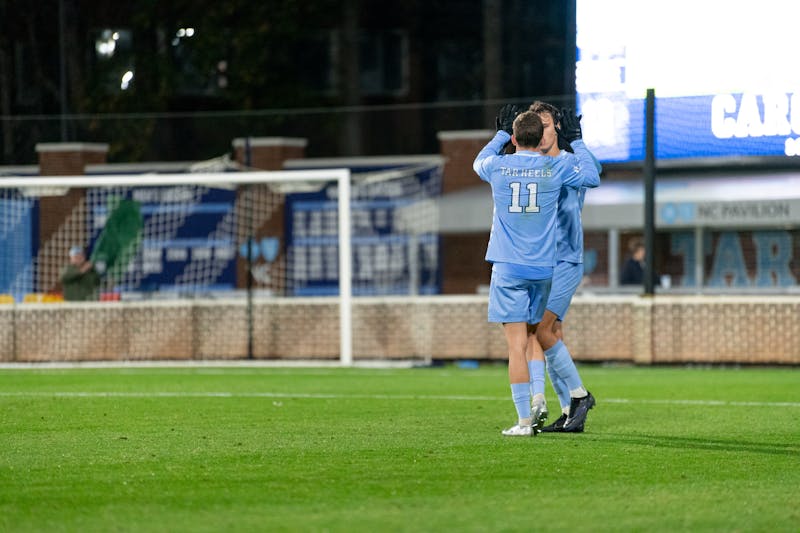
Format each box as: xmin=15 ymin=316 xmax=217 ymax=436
xmin=595 ymin=433 xmax=799 ymax=457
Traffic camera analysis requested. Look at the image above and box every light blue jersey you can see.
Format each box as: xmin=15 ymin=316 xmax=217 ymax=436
xmin=555 ymin=186 xmax=587 ymax=263
xmin=547 ymin=143 xmax=603 ymax=320
xmin=554 ymin=143 xmax=602 ymax=264
xmin=473 ymin=132 xmax=601 ymax=271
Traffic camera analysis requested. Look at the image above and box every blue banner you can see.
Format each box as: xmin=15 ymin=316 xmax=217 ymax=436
xmin=0 ymin=197 xmax=37 ymax=300
xmin=90 ymin=187 xmax=237 ymax=293
xmin=579 ymin=93 xmax=800 ymax=163
xmin=285 ymin=164 xmax=442 ymax=296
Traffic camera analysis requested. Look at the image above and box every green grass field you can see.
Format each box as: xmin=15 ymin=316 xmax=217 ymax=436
xmin=1 ymin=363 xmax=798 ymax=532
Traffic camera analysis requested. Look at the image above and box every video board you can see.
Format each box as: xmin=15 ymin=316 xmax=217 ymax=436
xmin=576 ymin=0 xmax=800 ymax=163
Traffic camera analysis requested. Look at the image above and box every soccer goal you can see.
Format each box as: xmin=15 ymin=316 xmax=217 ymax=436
xmin=0 ymin=165 xmax=446 ymax=363
xmin=0 ymin=170 xmax=356 ymax=362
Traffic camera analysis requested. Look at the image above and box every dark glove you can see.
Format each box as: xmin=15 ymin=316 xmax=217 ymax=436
xmin=556 ymin=107 xmax=582 ymax=142
xmin=552 ymin=109 xmax=573 ymax=152
xmin=495 ymin=104 xmax=522 ymax=135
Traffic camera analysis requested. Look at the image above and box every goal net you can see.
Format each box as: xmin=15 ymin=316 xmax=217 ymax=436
xmin=0 ymin=165 xmax=447 ymax=363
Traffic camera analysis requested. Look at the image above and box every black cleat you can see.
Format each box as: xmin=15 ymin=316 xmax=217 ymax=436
xmin=563 ymin=392 xmax=595 ymax=432
xmin=562 ymin=421 xmax=584 ymax=433
xmin=540 ymin=413 xmax=584 ymax=433
xmin=539 ymin=413 xmax=567 ymax=432
xmin=532 ymin=403 xmax=549 ymax=432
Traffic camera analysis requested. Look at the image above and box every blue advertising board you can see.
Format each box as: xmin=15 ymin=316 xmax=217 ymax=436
xmin=89 ymin=186 xmax=237 ymax=293
xmin=0 ymin=198 xmax=37 ymax=300
xmin=284 ymin=164 xmax=442 ymax=296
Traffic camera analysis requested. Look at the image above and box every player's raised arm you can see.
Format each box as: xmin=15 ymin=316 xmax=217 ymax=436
xmin=556 ymin=107 xmax=601 ymax=189
xmin=473 ymin=104 xmax=522 ymax=181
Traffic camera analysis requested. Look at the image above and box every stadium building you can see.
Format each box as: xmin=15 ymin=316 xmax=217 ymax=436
xmin=1 ymin=133 xmax=798 ymax=365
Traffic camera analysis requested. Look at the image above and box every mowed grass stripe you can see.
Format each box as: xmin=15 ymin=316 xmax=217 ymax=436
xmin=0 ymin=390 xmax=799 ymax=408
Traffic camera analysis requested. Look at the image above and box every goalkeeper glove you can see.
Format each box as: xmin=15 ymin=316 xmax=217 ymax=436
xmin=556 ymin=107 xmax=583 ymax=142
xmin=552 ymin=109 xmax=573 ymax=152
xmin=495 ymin=104 xmax=522 ymax=135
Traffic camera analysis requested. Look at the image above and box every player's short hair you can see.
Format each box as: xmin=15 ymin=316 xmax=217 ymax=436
xmin=529 ymin=100 xmax=574 ymax=153
xmin=629 ymin=239 xmax=645 ymax=253
xmin=529 ymin=100 xmax=560 ymax=122
xmin=512 ymin=111 xmax=544 ymax=148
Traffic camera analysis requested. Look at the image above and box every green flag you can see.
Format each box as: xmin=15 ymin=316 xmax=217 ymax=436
xmin=90 ymin=197 xmax=143 ymax=280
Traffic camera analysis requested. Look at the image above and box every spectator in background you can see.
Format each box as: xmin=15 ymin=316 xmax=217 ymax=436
xmin=60 ymin=246 xmax=101 ymax=301
xmin=620 ymin=239 xmax=646 ymax=285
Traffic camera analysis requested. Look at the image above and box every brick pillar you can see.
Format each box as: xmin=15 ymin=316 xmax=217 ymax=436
xmin=436 ymin=130 xmax=494 ymax=294
xmin=437 ymin=130 xmax=493 ymax=194
xmin=35 ymin=143 xmax=109 ymax=294
xmin=631 ymin=298 xmax=654 ymax=364
xmin=232 ymin=137 xmax=307 ymax=170
xmin=230 ymin=138 xmax=307 ymax=295
xmin=36 ymin=142 xmax=109 ymax=176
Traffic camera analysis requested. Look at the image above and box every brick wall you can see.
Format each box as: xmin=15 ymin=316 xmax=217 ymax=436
xmin=437 ymin=130 xmax=495 ymax=294
xmin=36 ymin=143 xmax=109 ymax=176
xmin=232 ymin=137 xmax=307 ymax=170
xmin=4 ymin=296 xmax=799 ymax=364
xmin=437 ymin=130 xmax=493 ymax=194
xmin=230 ymin=137 xmax=307 ymax=292
xmin=440 ymin=234 xmax=491 ymax=294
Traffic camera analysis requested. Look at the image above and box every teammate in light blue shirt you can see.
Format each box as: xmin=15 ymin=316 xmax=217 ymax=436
xmin=529 ymin=102 xmax=603 ymax=433
xmin=473 ymin=105 xmax=600 ymax=436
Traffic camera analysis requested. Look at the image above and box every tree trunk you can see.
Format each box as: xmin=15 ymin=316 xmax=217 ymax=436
xmin=64 ymin=0 xmax=85 ymax=127
xmin=340 ymin=0 xmax=361 ymax=156
xmin=0 ymin=44 xmax=12 ymax=163
xmin=483 ymin=0 xmax=503 ymax=126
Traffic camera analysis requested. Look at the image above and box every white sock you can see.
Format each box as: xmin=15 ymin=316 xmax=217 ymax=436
xmin=569 ymin=386 xmax=588 ymax=398
xmin=519 ymin=417 xmax=532 ymax=427
xmin=532 ymin=393 xmax=545 ymax=407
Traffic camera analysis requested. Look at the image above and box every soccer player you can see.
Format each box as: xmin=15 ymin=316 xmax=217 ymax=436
xmin=527 ymin=101 xmax=602 ymax=433
xmin=473 ymin=105 xmax=600 ymax=436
